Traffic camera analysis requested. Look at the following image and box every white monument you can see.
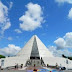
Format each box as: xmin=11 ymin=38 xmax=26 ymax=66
xmin=0 ymin=35 xmax=72 ymax=69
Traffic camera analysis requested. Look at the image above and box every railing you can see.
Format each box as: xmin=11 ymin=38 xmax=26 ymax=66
xmin=5 ymin=65 xmax=22 ymax=70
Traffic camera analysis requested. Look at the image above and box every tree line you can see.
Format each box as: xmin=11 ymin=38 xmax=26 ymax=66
xmin=62 ymin=54 xmax=72 ymax=60
xmin=0 ymin=55 xmax=5 ymax=59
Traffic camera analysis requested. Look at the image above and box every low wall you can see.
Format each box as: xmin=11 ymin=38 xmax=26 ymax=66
xmin=0 ymin=70 xmax=26 ymax=72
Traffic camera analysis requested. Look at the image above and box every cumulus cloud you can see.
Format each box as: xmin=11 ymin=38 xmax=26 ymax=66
xmin=54 ymin=38 xmax=66 ymax=49
xmin=48 ymin=32 xmax=72 ymax=57
xmin=55 ymin=0 xmax=72 ymax=4
xmin=68 ymin=8 xmax=72 ymax=19
xmin=48 ymin=46 xmax=56 ymax=55
xmin=48 ymin=46 xmax=72 ymax=57
xmin=0 ymin=44 xmax=21 ymax=56
xmin=7 ymin=37 xmax=13 ymax=40
xmin=19 ymin=2 xmax=44 ymax=31
xmin=0 ymin=1 xmax=11 ymax=35
xmin=54 ymin=32 xmax=72 ymax=49
xmin=64 ymin=32 xmax=72 ymax=47
xmin=14 ymin=29 xmax=22 ymax=33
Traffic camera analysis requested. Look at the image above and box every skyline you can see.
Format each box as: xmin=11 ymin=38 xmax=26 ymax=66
xmin=0 ymin=0 xmax=72 ymax=57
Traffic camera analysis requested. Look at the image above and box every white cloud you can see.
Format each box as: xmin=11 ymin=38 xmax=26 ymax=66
xmin=9 ymin=2 xmax=13 ymax=9
xmin=48 ymin=46 xmax=56 ymax=55
xmin=19 ymin=2 xmax=44 ymax=31
xmin=54 ymin=32 xmax=72 ymax=49
xmin=48 ymin=46 xmax=72 ymax=57
xmin=0 ymin=44 xmax=21 ymax=56
xmin=14 ymin=29 xmax=22 ymax=33
xmin=68 ymin=8 xmax=72 ymax=19
xmin=7 ymin=37 xmax=13 ymax=40
xmin=48 ymin=32 xmax=72 ymax=57
xmin=54 ymin=38 xmax=66 ymax=49
xmin=64 ymin=32 xmax=72 ymax=47
xmin=0 ymin=1 xmax=11 ymax=35
xmin=55 ymin=0 xmax=72 ymax=4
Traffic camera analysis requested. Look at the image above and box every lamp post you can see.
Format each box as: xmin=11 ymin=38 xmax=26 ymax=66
xmin=66 ymin=57 xmax=68 ymax=70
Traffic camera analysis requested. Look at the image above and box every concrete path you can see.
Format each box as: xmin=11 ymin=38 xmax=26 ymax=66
xmin=0 ymin=70 xmax=26 ymax=72
xmin=0 ymin=69 xmax=63 ymax=72
xmin=18 ymin=67 xmax=27 ymax=70
xmin=25 ymin=66 xmax=44 ymax=70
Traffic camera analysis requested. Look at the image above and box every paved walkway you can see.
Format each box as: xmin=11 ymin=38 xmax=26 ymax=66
xmin=25 ymin=66 xmax=44 ymax=70
xmin=0 ymin=66 xmax=72 ymax=72
xmin=1 ymin=69 xmax=72 ymax=72
xmin=18 ymin=67 xmax=27 ymax=70
xmin=43 ymin=67 xmax=53 ymax=71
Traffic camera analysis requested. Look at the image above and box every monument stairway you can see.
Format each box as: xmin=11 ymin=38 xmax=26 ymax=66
xmin=25 ymin=59 xmax=46 ymax=67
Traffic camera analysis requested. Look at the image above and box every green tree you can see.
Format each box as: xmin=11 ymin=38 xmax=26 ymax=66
xmin=62 ymin=54 xmax=72 ymax=60
xmin=0 ymin=55 xmax=5 ymax=58
xmin=68 ymin=57 xmax=72 ymax=60
xmin=62 ymin=54 xmax=67 ymax=58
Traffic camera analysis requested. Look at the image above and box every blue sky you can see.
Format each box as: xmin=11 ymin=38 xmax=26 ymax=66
xmin=0 ymin=0 xmax=72 ymax=56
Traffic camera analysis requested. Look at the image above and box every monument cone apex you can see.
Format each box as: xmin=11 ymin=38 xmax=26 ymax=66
xmin=17 ymin=35 xmax=53 ymax=58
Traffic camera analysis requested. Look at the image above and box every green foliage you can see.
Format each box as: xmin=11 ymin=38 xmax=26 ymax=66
xmin=68 ymin=57 xmax=72 ymax=60
xmin=62 ymin=54 xmax=67 ymax=58
xmin=0 ymin=55 xmax=5 ymax=58
xmin=62 ymin=54 xmax=72 ymax=60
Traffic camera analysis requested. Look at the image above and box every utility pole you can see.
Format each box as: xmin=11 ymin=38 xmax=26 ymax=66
xmin=66 ymin=57 xmax=68 ymax=70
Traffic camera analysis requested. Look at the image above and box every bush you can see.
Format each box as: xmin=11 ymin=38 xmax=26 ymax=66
xmin=0 ymin=55 xmax=5 ymax=58
xmin=62 ymin=54 xmax=72 ymax=60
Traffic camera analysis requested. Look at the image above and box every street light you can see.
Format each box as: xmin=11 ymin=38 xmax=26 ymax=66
xmin=66 ymin=57 xmax=68 ymax=70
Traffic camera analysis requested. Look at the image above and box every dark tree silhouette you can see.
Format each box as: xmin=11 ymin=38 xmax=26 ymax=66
xmin=0 ymin=55 xmax=5 ymax=58
xmin=62 ymin=54 xmax=72 ymax=60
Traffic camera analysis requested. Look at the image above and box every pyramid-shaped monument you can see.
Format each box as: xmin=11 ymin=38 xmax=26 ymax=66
xmin=17 ymin=35 xmax=53 ymax=59
xmin=1 ymin=35 xmax=72 ymax=69
xmin=0 ymin=35 xmax=54 ymax=68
